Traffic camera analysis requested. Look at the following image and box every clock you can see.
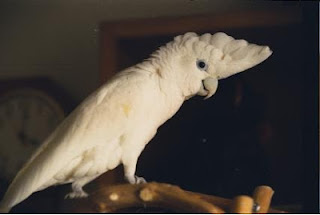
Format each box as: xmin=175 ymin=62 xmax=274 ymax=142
xmin=0 ymin=80 xmax=68 ymax=182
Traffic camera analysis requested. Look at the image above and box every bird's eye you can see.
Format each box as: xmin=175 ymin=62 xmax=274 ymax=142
xmin=196 ymin=60 xmax=208 ymax=71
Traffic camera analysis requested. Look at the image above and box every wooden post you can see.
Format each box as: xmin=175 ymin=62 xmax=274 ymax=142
xmin=231 ymin=195 xmax=254 ymax=213
xmin=252 ymin=185 xmax=274 ymax=213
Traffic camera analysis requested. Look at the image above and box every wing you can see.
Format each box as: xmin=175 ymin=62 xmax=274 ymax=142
xmin=1 ymin=69 xmax=151 ymax=209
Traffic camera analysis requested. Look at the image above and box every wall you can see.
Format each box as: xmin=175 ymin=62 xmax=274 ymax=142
xmin=0 ymin=0 xmax=285 ymax=102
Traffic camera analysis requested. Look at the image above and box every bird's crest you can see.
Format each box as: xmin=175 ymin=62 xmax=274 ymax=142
xmin=161 ymin=32 xmax=272 ymax=79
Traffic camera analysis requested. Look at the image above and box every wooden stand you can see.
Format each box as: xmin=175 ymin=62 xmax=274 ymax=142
xmin=88 ymin=182 xmax=284 ymax=213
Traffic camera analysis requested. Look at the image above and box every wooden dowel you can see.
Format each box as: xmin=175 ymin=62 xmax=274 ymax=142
xmin=231 ymin=195 xmax=254 ymax=214
xmin=252 ymin=185 xmax=275 ymax=213
xmin=141 ymin=183 xmax=224 ymax=213
xmin=186 ymin=189 xmax=285 ymax=213
xmin=186 ymin=190 xmax=232 ymax=211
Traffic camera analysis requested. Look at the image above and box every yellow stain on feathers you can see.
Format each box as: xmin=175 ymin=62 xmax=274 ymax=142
xmin=122 ymin=103 xmax=131 ymax=117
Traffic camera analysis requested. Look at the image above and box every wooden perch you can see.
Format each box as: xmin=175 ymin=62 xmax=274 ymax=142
xmin=90 ymin=182 xmax=223 ymax=213
xmin=88 ymin=182 xmax=285 ymax=213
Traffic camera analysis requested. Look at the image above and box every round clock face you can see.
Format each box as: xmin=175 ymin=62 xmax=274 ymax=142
xmin=0 ymin=88 xmax=65 ymax=181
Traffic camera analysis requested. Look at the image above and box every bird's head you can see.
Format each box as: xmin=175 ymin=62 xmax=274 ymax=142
xmin=151 ymin=32 xmax=272 ymax=100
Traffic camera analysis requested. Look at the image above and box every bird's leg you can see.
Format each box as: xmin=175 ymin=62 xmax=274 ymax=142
xmin=122 ymin=132 xmax=156 ymax=184
xmin=65 ymin=176 xmax=95 ymax=199
xmin=123 ymin=157 xmax=146 ymax=184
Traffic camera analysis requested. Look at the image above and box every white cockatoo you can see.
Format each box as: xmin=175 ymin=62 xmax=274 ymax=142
xmin=0 ymin=32 xmax=272 ymax=212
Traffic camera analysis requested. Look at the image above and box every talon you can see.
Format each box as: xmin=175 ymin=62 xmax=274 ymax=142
xmin=135 ymin=176 xmax=146 ymax=184
xmin=64 ymin=191 xmax=88 ymax=199
xmin=126 ymin=175 xmax=147 ymax=184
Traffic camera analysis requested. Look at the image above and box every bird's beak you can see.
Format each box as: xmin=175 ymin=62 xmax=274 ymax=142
xmin=198 ymin=77 xmax=218 ymax=100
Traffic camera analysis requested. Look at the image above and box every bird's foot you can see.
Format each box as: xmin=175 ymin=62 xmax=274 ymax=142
xmin=64 ymin=190 xmax=88 ymax=199
xmin=134 ymin=175 xmax=146 ymax=184
xmin=126 ymin=175 xmax=146 ymax=184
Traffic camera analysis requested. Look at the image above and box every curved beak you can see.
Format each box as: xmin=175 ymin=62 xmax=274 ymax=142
xmin=197 ymin=77 xmax=218 ymax=100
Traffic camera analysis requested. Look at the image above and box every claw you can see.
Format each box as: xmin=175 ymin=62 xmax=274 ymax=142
xmin=126 ymin=175 xmax=147 ymax=184
xmin=135 ymin=175 xmax=146 ymax=184
xmin=64 ymin=190 xmax=88 ymax=199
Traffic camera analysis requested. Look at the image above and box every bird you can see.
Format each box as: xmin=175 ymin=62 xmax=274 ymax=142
xmin=0 ymin=32 xmax=272 ymax=212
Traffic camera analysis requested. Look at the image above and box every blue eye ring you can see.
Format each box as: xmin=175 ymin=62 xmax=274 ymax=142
xmin=196 ymin=59 xmax=208 ymax=71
